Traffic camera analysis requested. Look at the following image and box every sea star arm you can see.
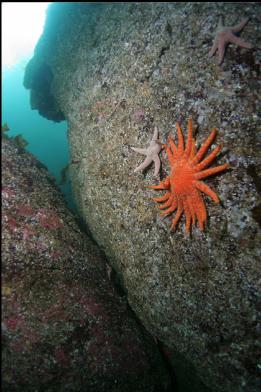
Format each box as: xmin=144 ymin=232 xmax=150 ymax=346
xmin=164 ymin=144 xmax=175 ymax=166
xmin=161 ymin=199 xmax=178 ymax=217
xmin=131 ymin=147 xmax=149 ymax=155
xmin=227 ymin=32 xmax=253 ymax=49
xmin=189 ymin=139 xmax=197 ymax=159
xmin=195 ymin=163 xmax=229 ymax=180
xmin=192 ymin=129 xmax=217 ymax=164
xmin=193 ymin=145 xmax=222 ymax=171
xmin=157 ymin=194 xmax=174 ymax=210
xmin=152 ymin=192 xmax=171 ymax=203
xmin=209 ymin=37 xmax=219 ymax=58
xmin=186 ymin=195 xmax=196 ymax=225
xmin=194 ymin=181 xmax=219 ymax=203
xmin=168 ymin=137 xmax=178 ymax=155
xmin=191 ymin=191 xmax=207 ymax=230
xmin=185 ymin=118 xmax=193 ymax=157
xmin=133 ymin=156 xmax=153 ymax=173
xmin=153 ymin=154 xmax=161 ymax=176
xmin=217 ymin=38 xmax=226 ymax=65
xmin=183 ymin=198 xmax=192 ymax=233
xmin=152 ymin=126 xmax=159 ymax=141
xmin=231 ymin=17 xmax=250 ymax=34
xmin=170 ymin=201 xmax=183 ymax=231
xmin=149 ymin=176 xmax=170 ymax=190
xmin=176 ymin=123 xmax=185 ymax=155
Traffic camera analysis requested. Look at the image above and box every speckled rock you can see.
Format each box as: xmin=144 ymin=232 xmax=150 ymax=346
xmin=2 ymin=138 xmax=172 ymax=392
xmin=24 ymin=3 xmax=261 ymax=392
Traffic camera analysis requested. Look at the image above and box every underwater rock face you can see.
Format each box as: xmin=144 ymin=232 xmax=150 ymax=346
xmin=24 ymin=3 xmax=261 ymax=392
xmin=2 ymin=138 xmax=172 ymax=392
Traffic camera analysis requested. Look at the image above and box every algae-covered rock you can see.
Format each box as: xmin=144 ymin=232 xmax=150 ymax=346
xmin=24 ymin=3 xmax=261 ymax=392
xmin=2 ymin=137 xmax=172 ymax=392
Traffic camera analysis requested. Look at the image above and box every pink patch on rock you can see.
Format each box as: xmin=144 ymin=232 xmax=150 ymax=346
xmin=5 ymin=314 xmax=25 ymax=331
xmin=10 ymin=338 xmax=26 ymax=353
xmin=41 ymin=304 xmax=69 ymax=323
xmin=17 ymin=204 xmax=34 ymax=217
xmin=37 ymin=208 xmax=63 ymax=230
xmin=131 ymin=108 xmax=145 ymax=123
xmin=4 ymin=215 xmax=19 ymax=232
xmin=2 ymin=186 xmax=15 ymax=199
xmin=22 ymin=225 xmax=35 ymax=241
xmin=50 ymin=250 xmax=62 ymax=260
xmin=36 ymin=237 xmax=49 ymax=252
xmin=54 ymin=347 xmax=70 ymax=366
xmin=79 ymin=297 xmax=103 ymax=317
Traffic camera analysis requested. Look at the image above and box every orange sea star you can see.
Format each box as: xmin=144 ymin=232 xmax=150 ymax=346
xmin=149 ymin=119 xmax=229 ymax=233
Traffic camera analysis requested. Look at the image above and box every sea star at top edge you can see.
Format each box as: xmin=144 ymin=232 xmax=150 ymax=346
xmin=131 ymin=127 xmax=163 ymax=176
xmin=149 ymin=118 xmax=230 ymax=234
xmin=209 ymin=15 xmax=254 ymax=65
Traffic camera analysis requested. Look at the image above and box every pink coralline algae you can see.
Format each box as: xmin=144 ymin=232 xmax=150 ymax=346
xmin=22 ymin=225 xmax=35 ymax=241
xmin=37 ymin=208 xmax=63 ymax=230
xmin=54 ymin=347 xmax=70 ymax=366
xmin=17 ymin=204 xmax=34 ymax=217
xmin=79 ymin=297 xmax=104 ymax=317
xmin=131 ymin=108 xmax=145 ymax=123
xmin=5 ymin=315 xmax=25 ymax=331
xmin=4 ymin=215 xmax=19 ymax=233
xmin=2 ymin=186 xmax=15 ymax=200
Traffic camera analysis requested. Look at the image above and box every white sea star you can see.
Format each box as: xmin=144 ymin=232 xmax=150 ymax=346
xmin=131 ymin=127 xmax=162 ymax=176
xmin=209 ymin=16 xmax=253 ymax=65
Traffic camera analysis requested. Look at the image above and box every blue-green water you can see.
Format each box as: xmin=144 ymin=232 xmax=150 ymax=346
xmin=2 ymin=57 xmax=76 ymax=211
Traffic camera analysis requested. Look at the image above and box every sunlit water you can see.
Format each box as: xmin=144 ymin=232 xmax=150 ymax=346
xmin=2 ymin=57 xmax=76 ymax=211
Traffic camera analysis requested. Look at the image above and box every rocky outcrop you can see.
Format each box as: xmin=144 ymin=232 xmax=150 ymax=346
xmin=2 ymin=138 xmax=172 ymax=392
xmin=24 ymin=3 xmax=261 ymax=392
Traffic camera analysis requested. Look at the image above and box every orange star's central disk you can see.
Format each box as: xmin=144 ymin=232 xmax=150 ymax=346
xmin=170 ymin=159 xmax=194 ymax=195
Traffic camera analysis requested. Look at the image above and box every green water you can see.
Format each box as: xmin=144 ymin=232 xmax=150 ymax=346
xmin=2 ymin=57 xmax=76 ymax=211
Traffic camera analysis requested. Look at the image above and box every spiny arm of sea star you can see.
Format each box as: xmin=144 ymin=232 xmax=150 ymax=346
xmin=194 ymin=180 xmax=219 ymax=203
xmin=183 ymin=198 xmax=192 ymax=233
xmin=152 ymin=192 xmax=171 ymax=203
xmin=157 ymin=194 xmax=175 ymax=210
xmin=149 ymin=176 xmax=170 ymax=190
xmin=195 ymin=163 xmax=229 ymax=180
xmin=185 ymin=118 xmax=193 ymax=157
xmin=160 ymin=199 xmax=178 ymax=217
xmin=170 ymin=202 xmax=183 ymax=231
xmin=176 ymin=122 xmax=185 ymax=155
xmin=192 ymin=128 xmax=217 ymax=165
xmin=193 ymin=145 xmax=222 ymax=171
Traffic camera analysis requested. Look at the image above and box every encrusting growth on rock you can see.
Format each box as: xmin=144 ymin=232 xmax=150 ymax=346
xmin=209 ymin=16 xmax=253 ymax=65
xmin=150 ymin=119 xmax=229 ymax=233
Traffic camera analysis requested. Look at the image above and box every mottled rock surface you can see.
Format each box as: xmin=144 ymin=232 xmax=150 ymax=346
xmin=24 ymin=3 xmax=261 ymax=392
xmin=2 ymin=138 xmax=172 ymax=392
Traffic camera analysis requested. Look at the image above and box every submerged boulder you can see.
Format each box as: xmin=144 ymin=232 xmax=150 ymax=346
xmin=2 ymin=138 xmax=172 ymax=392
xmin=24 ymin=3 xmax=261 ymax=392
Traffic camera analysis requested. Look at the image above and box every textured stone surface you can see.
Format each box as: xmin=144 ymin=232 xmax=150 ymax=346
xmin=2 ymin=138 xmax=172 ymax=392
xmin=24 ymin=3 xmax=261 ymax=392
